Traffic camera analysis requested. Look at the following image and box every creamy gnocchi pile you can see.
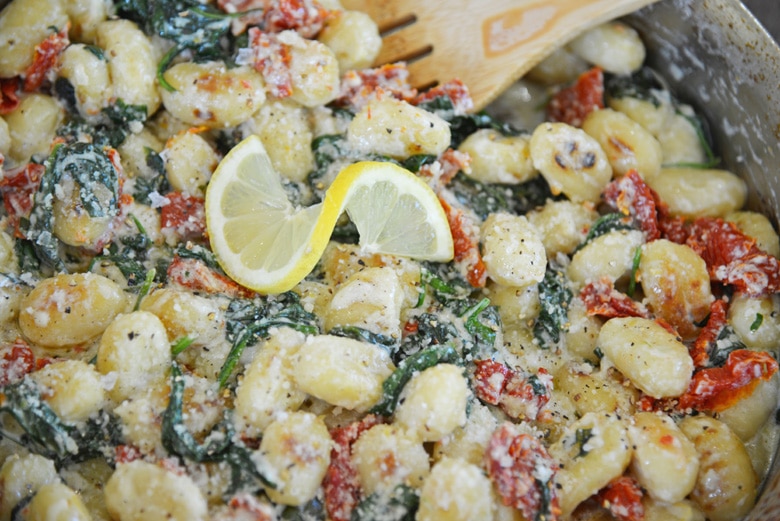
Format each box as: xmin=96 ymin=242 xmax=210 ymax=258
xmin=0 ymin=1 xmax=778 ymax=521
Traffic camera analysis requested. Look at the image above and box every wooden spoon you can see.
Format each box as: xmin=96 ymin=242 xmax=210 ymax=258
xmin=340 ymin=0 xmax=659 ymax=111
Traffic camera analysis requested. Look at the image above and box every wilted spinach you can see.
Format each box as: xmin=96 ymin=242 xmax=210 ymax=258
xmin=351 ymin=484 xmax=419 ymax=521
xmin=57 ymin=99 xmax=147 ymax=148
xmin=162 ymin=362 xmax=275 ymax=494
xmin=219 ymin=292 xmax=320 ymax=387
xmin=533 ymin=267 xmax=572 ymax=350
xmin=415 ymin=96 xmax=521 ymax=148
xmin=329 ymin=325 xmax=398 ymax=351
xmin=116 ymin=0 xmax=233 ymax=88
xmin=574 ymin=212 xmax=635 ymax=253
xmin=23 ymin=142 xmax=121 ymax=271
xmin=0 ymin=378 xmax=122 ymax=465
xmin=448 ymin=172 xmax=552 ymax=220
xmin=370 ymin=344 xmax=462 ymax=417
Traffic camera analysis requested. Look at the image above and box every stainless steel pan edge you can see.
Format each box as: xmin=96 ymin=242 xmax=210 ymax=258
xmin=626 ymin=1 xmax=780 ymax=518
xmin=627 ymin=0 xmax=780 ymax=227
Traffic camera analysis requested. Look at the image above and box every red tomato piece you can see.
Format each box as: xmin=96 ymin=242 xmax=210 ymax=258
xmin=0 ymin=77 xmax=21 ymax=115
xmin=245 ymin=28 xmax=294 ymax=99
xmin=0 ymin=338 xmax=35 ymax=386
xmin=598 ymin=476 xmax=644 ymax=521
xmin=160 ymin=191 xmax=207 ymax=242
xmin=114 ymin=444 xmax=143 ymax=464
xmin=323 ymin=414 xmax=384 ymax=521
xmin=580 ymin=277 xmax=650 ymax=319
xmin=602 ymin=169 xmax=662 ymax=241
xmin=689 ymin=298 xmax=729 ymax=368
xmin=474 ymin=359 xmax=552 ymax=421
xmin=335 ymin=63 xmax=417 ymax=111
xmin=486 ymin=422 xmax=561 ymax=521
xmin=413 ymin=78 xmax=475 ymax=115
xmin=438 ymin=196 xmax=486 ymax=288
xmin=167 ymin=256 xmax=255 ymax=298
xmin=226 ymin=494 xmax=275 ymax=521
xmin=23 ymin=25 xmax=70 ymax=92
xmin=474 ymin=359 xmax=513 ymax=405
xmin=679 ymin=218 xmax=780 ymax=297
xmin=418 ymin=148 xmax=472 ymax=187
xmin=546 ymin=67 xmax=604 ymax=127
xmin=262 ymin=0 xmax=330 ymax=38
xmin=0 ymin=163 xmax=44 ymax=236
xmin=678 ymin=349 xmax=779 ymax=412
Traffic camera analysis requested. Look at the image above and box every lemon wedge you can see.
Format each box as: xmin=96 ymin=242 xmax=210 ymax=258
xmin=205 ymin=135 xmax=454 ymax=293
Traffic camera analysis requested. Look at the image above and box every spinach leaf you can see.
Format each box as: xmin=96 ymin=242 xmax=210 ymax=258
xmin=370 ymin=344 xmax=461 ymax=417
xmin=0 ymin=378 xmax=122 ymax=465
xmin=575 ymin=427 xmax=594 ymax=458
xmin=328 ymin=326 xmax=398 ymax=351
xmin=174 ymin=243 xmax=221 ymax=272
xmin=400 ymin=154 xmax=437 ymax=173
xmin=668 ymin=111 xmax=720 ymax=169
xmin=351 ymin=484 xmax=418 ymax=521
xmin=396 ymin=313 xmax=460 ymax=362
xmin=709 ymin=325 xmax=746 ymax=367
xmin=57 ymin=99 xmax=147 ymax=148
xmin=89 ymin=214 xmax=154 ymax=287
xmin=162 ymin=362 xmax=275 ymax=494
xmin=415 ymin=96 xmax=520 ymax=148
xmin=23 ymin=142 xmax=121 ymax=271
xmin=448 ymin=172 xmax=552 ymax=220
xmin=14 ymin=239 xmax=41 ymax=275
xmin=117 ymin=0 xmax=234 ymax=91
xmin=219 ymin=293 xmax=320 ymax=387
xmin=453 ymin=297 xmax=501 ymax=360
xmin=574 ymin=213 xmax=635 ymax=253
xmin=133 ymin=147 xmax=170 ymax=205
xmin=418 ymin=263 xmax=472 ymax=304
xmin=533 ymin=267 xmax=572 ymax=350
xmin=162 ymin=362 xmax=233 ymax=461
xmin=604 ymin=67 xmax=665 ymax=106
xmin=282 ymin=497 xmax=326 ymax=521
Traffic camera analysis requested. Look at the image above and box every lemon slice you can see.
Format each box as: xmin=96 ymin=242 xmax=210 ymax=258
xmin=205 ymin=135 xmax=453 ymax=293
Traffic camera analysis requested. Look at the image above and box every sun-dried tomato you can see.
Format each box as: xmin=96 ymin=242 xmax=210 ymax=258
xmin=23 ymin=24 xmax=70 ymax=92
xmin=160 ymin=191 xmax=207 ymax=242
xmin=0 ymin=338 xmax=36 ymax=386
xmin=675 ymin=217 xmax=780 ymax=297
xmin=602 ymin=169 xmax=662 ymax=241
xmin=245 ymin=28 xmax=294 ymax=99
xmin=474 ymin=359 xmax=552 ymax=421
xmin=418 ymin=148 xmax=472 ymax=187
xmin=581 ymin=277 xmax=650 ymax=319
xmin=678 ymin=348 xmax=779 ymax=412
xmin=486 ymin=423 xmax=561 ymax=521
xmin=323 ymin=414 xmax=384 ymax=521
xmin=689 ymin=298 xmax=728 ymax=368
xmin=167 ymin=256 xmax=254 ymax=298
xmin=226 ymin=494 xmax=275 ymax=521
xmin=0 ymin=77 xmax=21 ymax=115
xmin=0 ymin=163 xmax=45 ymax=237
xmin=438 ymin=196 xmax=486 ymax=287
xmin=262 ymin=0 xmax=330 ymax=38
xmin=114 ymin=444 xmax=143 ymax=464
xmin=412 ymin=78 xmax=474 ymax=115
xmin=546 ymin=67 xmax=604 ymax=128
xmin=597 ymin=476 xmax=644 ymax=521
xmin=334 ymin=63 xmax=417 ymax=111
